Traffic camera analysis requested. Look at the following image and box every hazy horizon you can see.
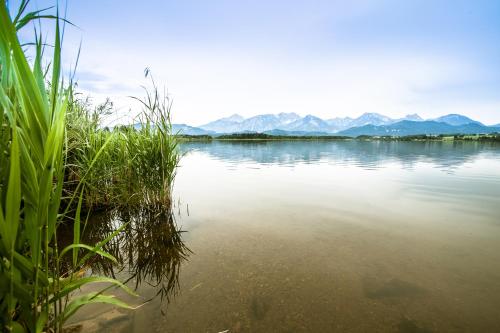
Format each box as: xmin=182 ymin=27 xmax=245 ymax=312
xmin=11 ymin=0 xmax=500 ymax=126
xmin=191 ymin=111 xmax=496 ymax=128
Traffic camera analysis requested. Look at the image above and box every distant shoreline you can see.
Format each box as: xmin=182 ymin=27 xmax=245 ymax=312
xmin=178 ymin=133 xmax=500 ymax=142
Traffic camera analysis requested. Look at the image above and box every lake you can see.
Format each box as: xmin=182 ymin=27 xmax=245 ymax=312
xmin=71 ymin=140 xmax=500 ymax=332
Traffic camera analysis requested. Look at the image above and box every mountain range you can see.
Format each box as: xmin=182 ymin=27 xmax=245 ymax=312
xmin=172 ymin=112 xmax=500 ymax=137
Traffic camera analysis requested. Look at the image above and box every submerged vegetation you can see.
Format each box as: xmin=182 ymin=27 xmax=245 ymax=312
xmin=0 ymin=1 xmax=180 ymax=332
xmin=59 ymin=204 xmax=190 ymax=304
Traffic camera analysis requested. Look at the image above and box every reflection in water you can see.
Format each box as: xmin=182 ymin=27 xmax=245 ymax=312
xmin=69 ymin=140 xmax=500 ymax=332
xmin=78 ymin=204 xmax=190 ymax=302
xmin=180 ymin=140 xmax=500 ymax=171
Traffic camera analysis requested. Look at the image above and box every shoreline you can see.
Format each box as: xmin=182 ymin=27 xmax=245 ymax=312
xmin=178 ymin=133 xmax=500 ymax=142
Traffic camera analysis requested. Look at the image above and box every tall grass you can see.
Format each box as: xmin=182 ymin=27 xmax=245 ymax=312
xmin=65 ymin=78 xmax=180 ymax=210
xmin=0 ymin=2 xmax=180 ymax=331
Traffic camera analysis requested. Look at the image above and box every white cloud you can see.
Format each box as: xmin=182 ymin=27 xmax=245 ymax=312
xmin=74 ymin=41 xmax=500 ymax=126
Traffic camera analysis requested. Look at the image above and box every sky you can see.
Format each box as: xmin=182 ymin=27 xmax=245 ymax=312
xmin=10 ymin=0 xmax=500 ymax=126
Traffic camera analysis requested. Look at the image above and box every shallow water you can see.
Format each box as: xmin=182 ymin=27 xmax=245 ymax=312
xmin=71 ymin=140 xmax=500 ymax=332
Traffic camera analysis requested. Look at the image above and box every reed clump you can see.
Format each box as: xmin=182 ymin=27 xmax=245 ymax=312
xmin=65 ymin=80 xmax=180 ymax=210
xmin=0 ymin=1 xmax=180 ymax=332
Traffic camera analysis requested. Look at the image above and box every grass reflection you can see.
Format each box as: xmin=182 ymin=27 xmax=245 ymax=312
xmin=62 ymin=203 xmax=190 ymax=304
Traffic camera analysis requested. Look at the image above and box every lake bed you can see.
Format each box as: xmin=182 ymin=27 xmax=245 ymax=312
xmin=71 ymin=141 xmax=500 ymax=332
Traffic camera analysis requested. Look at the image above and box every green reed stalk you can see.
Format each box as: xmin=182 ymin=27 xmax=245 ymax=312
xmin=0 ymin=2 xmax=136 ymax=332
xmin=65 ymin=76 xmax=180 ymax=211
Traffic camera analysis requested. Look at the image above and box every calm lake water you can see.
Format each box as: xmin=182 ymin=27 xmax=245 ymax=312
xmin=71 ymin=140 xmax=500 ymax=332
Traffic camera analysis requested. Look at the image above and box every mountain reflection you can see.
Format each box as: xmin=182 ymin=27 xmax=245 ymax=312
xmin=180 ymin=140 xmax=500 ymax=171
xmin=70 ymin=204 xmax=190 ymax=302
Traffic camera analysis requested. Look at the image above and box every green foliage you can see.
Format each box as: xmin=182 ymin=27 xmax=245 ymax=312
xmin=0 ymin=2 xmax=180 ymax=331
xmin=178 ymin=134 xmax=213 ymax=141
xmin=56 ymin=203 xmax=191 ymax=306
xmin=215 ymin=133 xmax=351 ymax=140
xmin=179 ymin=132 xmax=500 ymax=142
xmin=355 ymin=133 xmax=500 ymax=142
xmin=65 ymin=85 xmax=180 ymax=210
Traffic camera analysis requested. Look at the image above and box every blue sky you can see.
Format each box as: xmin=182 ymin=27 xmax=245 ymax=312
xmin=11 ymin=0 xmax=500 ymax=125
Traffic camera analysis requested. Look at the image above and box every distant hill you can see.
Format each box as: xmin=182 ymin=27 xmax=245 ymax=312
xmin=337 ymin=120 xmax=500 ymax=137
xmin=200 ymin=112 xmax=301 ymax=133
xmin=398 ymin=113 xmax=423 ymax=122
xmin=325 ymin=113 xmax=424 ymax=132
xmin=201 ymin=112 xmax=405 ymax=133
xmin=199 ymin=112 xmax=437 ymax=134
xmin=279 ymin=115 xmax=331 ymax=132
xmin=349 ymin=112 xmax=393 ymax=127
xmin=325 ymin=116 xmax=354 ymax=132
xmin=263 ymin=129 xmax=332 ymax=136
xmin=198 ymin=114 xmax=245 ymax=133
xmin=433 ymin=114 xmax=483 ymax=126
xmin=325 ymin=113 xmax=392 ymax=132
xmin=172 ymin=124 xmax=216 ymax=135
xmin=180 ymin=112 xmax=495 ymax=136
xmin=240 ymin=114 xmax=290 ymax=132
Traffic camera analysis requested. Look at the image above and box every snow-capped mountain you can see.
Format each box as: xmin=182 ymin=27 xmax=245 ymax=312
xmin=324 ymin=113 xmax=393 ymax=132
xmin=338 ymin=120 xmax=499 ymax=137
xmin=349 ymin=112 xmax=392 ymax=127
xmin=198 ymin=114 xmax=245 ymax=133
xmin=238 ymin=114 xmax=283 ymax=132
xmin=279 ymin=115 xmax=331 ymax=132
xmin=276 ymin=112 xmax=302 ymax=125
xmin=188 ymin=112 xmax=492 ymax=135
xmin=399 ymin=114 xmax=423 ymax=122
xmin=433 ymin=114 xmax=483 ymax=126
xmin=221 ymin=114 xmax=245 ymax=123
xmin=200 ymin=113 xmax=301 ymax=133
xmin=172 ymin=124 xmax=215 ymax=135
xmin=325 ymin=113 xmax=402 ymax=132
xmin=325 ymin=117 xmax=354 ymax=132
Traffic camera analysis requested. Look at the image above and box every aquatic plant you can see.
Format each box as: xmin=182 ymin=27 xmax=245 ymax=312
xmin=58 ymin=203 xmax=191 ymax=304
xmin=65 ymin=76 xmax=180 ymax=210
xmin=0 ymin=2 xmax=140 ymax=331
